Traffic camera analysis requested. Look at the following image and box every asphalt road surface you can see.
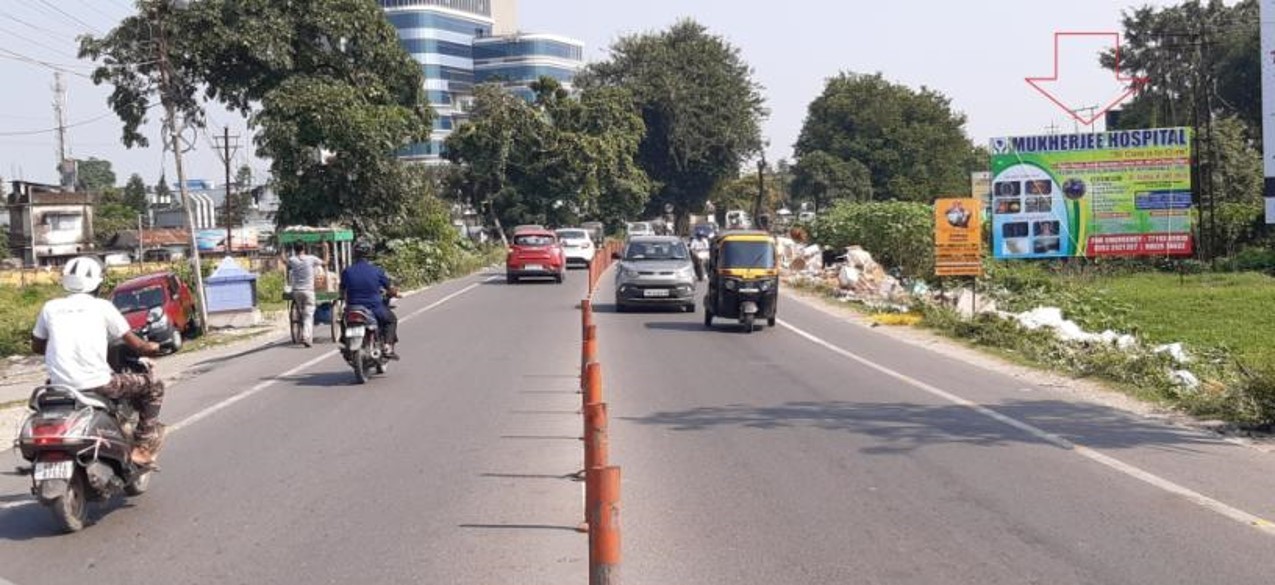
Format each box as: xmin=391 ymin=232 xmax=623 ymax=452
xmin=2 ymin=269 xmax=1274 ymax=584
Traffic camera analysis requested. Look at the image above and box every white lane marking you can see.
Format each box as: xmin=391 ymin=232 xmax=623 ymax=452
xmin=0 ymin=278 xmax=492 ymax=512
xmin=778 ymin=319 xmax=1275 ymax=536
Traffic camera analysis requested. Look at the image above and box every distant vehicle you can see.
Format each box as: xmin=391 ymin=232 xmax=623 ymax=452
xmin=612 ymin=235 xmax=696 ymax=312
xmin=626 ymin=222 xmax=655 ymax=237
xmin=506 ymin=229 xmax=566 ymax=284
xmin=102 ymin=253 xmax=132 ymax=267
xmin=725 ymin=210 xmax=752 ymax=230
xmin=511 ymin=225 xmax=546 ymax=235
xmin=555 ymin=228 xmax=596 ymax=268
xmin=580 ymin=221 xmax=606 ymax=245
xmin=108 ymin=272 xmax=200 ymax=353
xmin=797 ymin=211 xmax=817 ymax=223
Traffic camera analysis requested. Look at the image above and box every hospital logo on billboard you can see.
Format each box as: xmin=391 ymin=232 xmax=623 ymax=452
xmin=991 ymin=137 xmax=1011 ymax=155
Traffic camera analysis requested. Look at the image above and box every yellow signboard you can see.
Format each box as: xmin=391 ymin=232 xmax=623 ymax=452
xmin=934 ymin=198 xmax=983 ymax=277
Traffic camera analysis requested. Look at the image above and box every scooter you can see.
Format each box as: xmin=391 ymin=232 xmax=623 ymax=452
xmin=15 ymin=349 xmax=157 ymax=533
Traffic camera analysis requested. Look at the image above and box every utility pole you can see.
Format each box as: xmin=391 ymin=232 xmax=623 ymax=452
xmin=213 ymin=126 xmax=240 ymax=252
xmin=152 ymin=0 xmax=209 ymax=331
xmin=52 ymin=72 xmax=72 ymax=189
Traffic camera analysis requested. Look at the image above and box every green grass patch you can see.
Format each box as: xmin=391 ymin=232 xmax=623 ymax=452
xmin=0 ymin=284 xmax=63 ymax=358
xmin=1092 ymin=272 xmax=1275 ymax=366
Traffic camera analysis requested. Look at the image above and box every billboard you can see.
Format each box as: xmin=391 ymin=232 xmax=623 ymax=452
xmin=989 ymin=128 xmax=1193 ymax=259
xmin=934 ymin=198 xmax=983 ymax=277
xmin=196 ymin=228 xmax=260 ymax=252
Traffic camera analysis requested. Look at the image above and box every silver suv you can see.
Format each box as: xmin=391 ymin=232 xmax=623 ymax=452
xmin=613 ymin=235 xmax=696 ymax=312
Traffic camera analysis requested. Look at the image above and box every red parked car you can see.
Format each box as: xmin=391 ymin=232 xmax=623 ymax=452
xmin=506 ymin=229 xmax=566 ymax=284
xmin=109 ymin=272 xmax=200 ymax=353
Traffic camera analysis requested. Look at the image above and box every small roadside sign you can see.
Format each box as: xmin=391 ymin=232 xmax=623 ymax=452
xmin=934 ymin=197 xmax=983 ymax=277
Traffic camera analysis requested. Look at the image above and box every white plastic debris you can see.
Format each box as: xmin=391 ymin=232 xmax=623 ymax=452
xmin=838 ymin=265 xmax=861 ymax=288
xmin=1170 ymin=369 xmax=1201 ymax=390
xmin=1153 ymin=343 xmax=1191 ymax=365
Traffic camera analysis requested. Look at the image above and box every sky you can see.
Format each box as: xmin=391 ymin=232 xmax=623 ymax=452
xmin=0 ymin=0 xmax=1188 ymax=188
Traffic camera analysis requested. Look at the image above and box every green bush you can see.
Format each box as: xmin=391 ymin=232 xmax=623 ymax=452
xmin=0 ymin=285 xmax=62 ymax=358
xmin=812 ymin=200 xmax=935 ymax=277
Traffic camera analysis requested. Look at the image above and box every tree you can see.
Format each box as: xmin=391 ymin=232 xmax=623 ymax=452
xmin=235 ymin=165 xmax=253 ymax=188
xmin=790 ymin=150 xmax=872 ymax=210
xmin=1102 ymin=0 xmax=1259 ymax=131
xmin=81 ymin=0 xmax=434 ymax=237
xmin=445 ymin=79 xmax=650 ymax=232
xmin=94 ymin=203 xmax=138 ymax=249
xmin=153 ymin=175 xmax=173 ymax=208
xmin=75 ymin=157 xmax=116 ymax=193
xmin=580 ymin=19 xmax=766 ymax=221
xmin=795 ymin=73 xmax=974 ymax=203
xmin=122 ymin=173 xmax=149 ymax=216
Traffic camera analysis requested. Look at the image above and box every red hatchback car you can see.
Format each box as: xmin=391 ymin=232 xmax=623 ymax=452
xmin=506 ymin=229 xmax=566 ymax=284
xmin=109 ymin=272 xmax=200 ymax=352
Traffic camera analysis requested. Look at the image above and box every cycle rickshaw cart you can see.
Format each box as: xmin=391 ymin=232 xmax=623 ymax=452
xmin=278 ymin=226 xmax=355 ymax=344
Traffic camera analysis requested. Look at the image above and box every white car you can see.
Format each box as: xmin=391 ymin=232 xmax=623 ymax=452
xmin=555 ymin=228 xmax=596 ymax=267
xmin=626 ymin=222 xmax=655 ymax=237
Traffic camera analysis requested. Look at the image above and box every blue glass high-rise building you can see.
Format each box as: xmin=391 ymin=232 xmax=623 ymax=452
xmin=379 ymin=0 xmax=583 ymax=163
xmin=473 ymin=34 xmax=584 ymax=101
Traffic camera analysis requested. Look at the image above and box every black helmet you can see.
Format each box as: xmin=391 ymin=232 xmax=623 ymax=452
xmin=353 ymin=240 xmax=373 ymax=259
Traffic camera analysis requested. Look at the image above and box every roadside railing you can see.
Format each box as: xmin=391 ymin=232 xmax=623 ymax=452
xmin=577 ymin=241 xmax=623 ymax=585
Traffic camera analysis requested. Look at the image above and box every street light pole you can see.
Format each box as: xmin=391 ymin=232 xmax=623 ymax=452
xmin=753 ymin=152 xmax=767 ymax=230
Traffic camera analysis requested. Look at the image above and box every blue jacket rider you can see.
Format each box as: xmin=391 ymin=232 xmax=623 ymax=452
xmin=340 ymin=240 xmax=400 ymax=359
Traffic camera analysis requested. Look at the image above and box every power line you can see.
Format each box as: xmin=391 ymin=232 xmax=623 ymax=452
xmin=72 ymin=0 xmax=126 ymax=24
xmin=0 ymin=105 xmax=157 ymax=137
xmin=33 ymin=0 xmax=103 ymax=35
xmin=0 ymin=24 xmax=82 ymax=60
xmin=0 ymin=6 xmax=78 ymax=39
xmin=0 ymin=48 xmax=92 ymax=77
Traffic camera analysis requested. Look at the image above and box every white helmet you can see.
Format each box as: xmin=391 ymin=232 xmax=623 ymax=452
xmin=61 ymin=256 xmax=104 ymax=294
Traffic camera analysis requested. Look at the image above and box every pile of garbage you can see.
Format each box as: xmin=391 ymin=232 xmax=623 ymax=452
xmin=780 ymin=242 xmax=1201 ymax=390
xmin=782 ymin=244 xmax=914 ymax=311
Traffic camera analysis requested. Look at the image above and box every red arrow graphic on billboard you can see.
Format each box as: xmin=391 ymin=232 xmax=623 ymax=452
xmin=1026 ymin=32 xmax=1149 ymax=125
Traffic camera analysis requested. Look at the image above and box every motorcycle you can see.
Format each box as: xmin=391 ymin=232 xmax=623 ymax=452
xmin=693 ymin=248 xmax=710 ymax=282
xmin=340 ymin=293 xmax=396 ymax=384
xmin=15 ymin=346 xmax=157 ymax=533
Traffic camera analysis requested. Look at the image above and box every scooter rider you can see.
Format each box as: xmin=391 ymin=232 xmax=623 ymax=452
xmin=689 ymin=232 xmax=710 ymax=281
xmin=30 ymin=256 xmax=166 ymax=467
xmin=340 ymin=240 xmax=400 ymax=359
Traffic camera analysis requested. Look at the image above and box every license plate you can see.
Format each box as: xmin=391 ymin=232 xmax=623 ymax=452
xmin=643 ymin=289 xmax=670 ymax=298
xmin=345 ymin=325 xmax=366 ymax=339
xmin=739 ymin=288 xmax=761 ymax=294
xmin=525 ymin=264 xmax=544 ymax=272
xmin=34 ymin=460 xmax=74 ymax=481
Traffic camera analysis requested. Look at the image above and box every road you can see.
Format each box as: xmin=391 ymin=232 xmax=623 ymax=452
xmin=2 ymin=268 xmax=1274 ymax=584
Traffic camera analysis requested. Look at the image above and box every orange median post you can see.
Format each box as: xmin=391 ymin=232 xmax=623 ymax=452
xmin=581 ymin=324 xmax=597 ymax=379
xmin=582 ymin=298 xmax=593 ymax=336
xmin=582 ymin=361 xmax=603 ymax=406
xmin=579 ymin=401 xmax=609 ymax=531
xmin=589 ymin=466 xmax=621 ymax=585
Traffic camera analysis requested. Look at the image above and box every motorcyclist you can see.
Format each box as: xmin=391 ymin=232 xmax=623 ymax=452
xmin=340 ymin=240 xmax=400 ymax=359
xmin=30 ymin=256 xmax=166 ymax=467
xmin=689 ymin=232 xmax=711 ymax=281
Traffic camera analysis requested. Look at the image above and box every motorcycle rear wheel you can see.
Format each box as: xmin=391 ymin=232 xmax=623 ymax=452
xmin=50 ymin=470 xmax=89 ymax=533
xmin=353 ymin=348 xmax=368 ymax=384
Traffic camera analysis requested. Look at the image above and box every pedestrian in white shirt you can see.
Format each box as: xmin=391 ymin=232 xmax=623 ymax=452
xmin=285 ymin=243 xmax=325 ymax=347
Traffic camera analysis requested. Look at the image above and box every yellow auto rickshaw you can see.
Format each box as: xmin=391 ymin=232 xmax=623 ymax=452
xmin=702 ymin=231 xmax=779 ymax=333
